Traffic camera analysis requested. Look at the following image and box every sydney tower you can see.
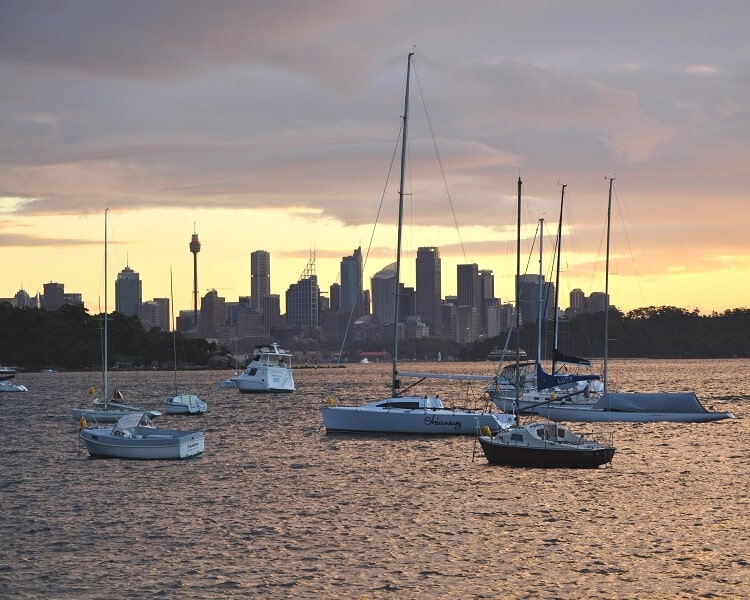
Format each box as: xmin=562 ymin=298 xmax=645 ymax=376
xmin=189 ymin=230 xmax=201 ymax=327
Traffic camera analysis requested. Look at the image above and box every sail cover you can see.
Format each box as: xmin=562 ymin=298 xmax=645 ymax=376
xmin=593 ymin=392 xmax=711 ymax=413
xmin=536 ymin=364 xmax=600 ymax=391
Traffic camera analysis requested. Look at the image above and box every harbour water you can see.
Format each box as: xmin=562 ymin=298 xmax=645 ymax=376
xmin=1 ymin=359 xmax=748 ymax=599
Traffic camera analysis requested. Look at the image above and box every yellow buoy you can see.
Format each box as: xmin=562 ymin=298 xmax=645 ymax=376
xmin=326 ymin=396 xmax=335 ymax=406
xmin=79 ymin=417 xmax=87 ymax=429
xmin=88 ymin=386 xmax=96 ymax=396
xmin=480 ymin=425 xmax=492 ymax=437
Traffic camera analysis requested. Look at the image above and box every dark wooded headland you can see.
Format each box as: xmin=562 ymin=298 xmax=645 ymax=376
xmin=1 ymin=303 xmax=747 ymax=371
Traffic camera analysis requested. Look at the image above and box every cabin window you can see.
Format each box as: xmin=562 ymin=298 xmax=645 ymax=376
xmin=377 ymin=401 xmax=420 ymax=409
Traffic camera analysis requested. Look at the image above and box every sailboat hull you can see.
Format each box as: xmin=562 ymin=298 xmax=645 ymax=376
xmin=478 ymin=436 xmax=615 ymax=468
xmin=322 ymin=396 xmax=514 ymax=435
xmin=79 ymin=428 xmax=204 ymax=459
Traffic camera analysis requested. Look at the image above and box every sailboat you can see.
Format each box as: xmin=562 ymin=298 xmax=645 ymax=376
xmin=489 ymin=185 xmax=601 ymax=414
xmin=321 ymin=53 xmax=513 ymax=435
xmin=526 ymin=179 xmax=734 ymax=423
xmin=477 ymin=177 xmax=615 ymax=468
xmin=71 ymin=209 xmax=160 ymax=423
xmin=163 ymin=269 xmax=207 ymax=415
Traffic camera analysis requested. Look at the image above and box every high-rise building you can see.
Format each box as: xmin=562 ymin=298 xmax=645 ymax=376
xmin=115 ymin=265 xmax=142 ymax=318
xmin=569 ymin=288 xmax=586 ymax=316
xmin=250 ymin=250 xmax=271 ymax=313
xmin=14 ymin=289 xmax=33 ymax=308
xmin=329 ymin=283 xmax=341 ymax=311
xmin=517 ymin=274 xmax=555 ymax=324
xmin=141 ymin=297 xmax=170 ymax=331
xmin=42 ymin=282 xmax=65 ymax=310
xmin=457 ymin=263 xmax=481 ymax=310
xmin=371 ymin=262 xmax=397 ymax=325
xmin=340 ymin=246 xmax=363 ymax=318
xmin=285 ymin=253 xmax=319 ymax=336
xmin=415 ymin=247 xmax=441 ymax=337
xmin=199 ymin=289 xmax=227 ymax=339
xmin=479 ymin=269 xmax=494 ymax=300
xmin=588 ymin=292 xmax=608 ymax=313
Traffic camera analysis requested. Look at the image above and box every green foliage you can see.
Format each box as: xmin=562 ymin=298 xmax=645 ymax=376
xmin=0 ymin=302 xmax=217 ymax=370
xmin=462 ymin=306 xmax=750 ymax=360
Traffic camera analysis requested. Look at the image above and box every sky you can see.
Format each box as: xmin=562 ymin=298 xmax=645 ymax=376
xmin=1 ymin=1 xmax=748 ymax=317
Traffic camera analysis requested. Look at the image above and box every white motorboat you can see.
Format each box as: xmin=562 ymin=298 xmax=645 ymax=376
xmin=0 ymin=366 xmax=18 ymax=379
xmin=164 ymin=393 xmax=207 ymax=415
xmin=79 ymin=412 xmax=204 ymax=460
xmin=321 ymin=53 xmax=510 ymax=435
xmin=233 ymin=343 xmax=295 ymax=393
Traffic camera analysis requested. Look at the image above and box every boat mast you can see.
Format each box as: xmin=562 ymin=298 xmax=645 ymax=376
xmin=391 ymin=52 xmax=413 ymax=398
xmin=171 ymin=267 xmax=178 ymax=393
xmin=514 ymin=177 xmax=522 ymax=400
xmin=104 ymin=208 xmax=109 ymax=410
xmin=552 ymin=184 xmax=565 ymax=375
xmin=604 ymin=177 xmax=614 ymax=395
xmin=536 ymin=218 xmax=544 ymax=366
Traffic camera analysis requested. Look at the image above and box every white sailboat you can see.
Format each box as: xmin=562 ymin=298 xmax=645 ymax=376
xmin=71 ymin=209 xmax=160 ymax=423
xmin=477 ymin=177 xmax=616 ymax=468
xmin=532 ymin=178 xmax=733 ymax=423
xmin=163 ymin=269 xmax=207 ymax=415
xmin=321 ymin=53 xmax=513 ymax=435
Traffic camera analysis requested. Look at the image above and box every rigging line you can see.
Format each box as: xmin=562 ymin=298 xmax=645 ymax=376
xmin=332 ymin=117 xmax=404 ymax=370
xmin=613 ymin=183 xmax=646 ymax=308
xmin=412 ymin=57 xmax=468 ymax=262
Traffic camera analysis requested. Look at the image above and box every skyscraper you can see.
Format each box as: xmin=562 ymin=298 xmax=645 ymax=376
xmin=371 ymin=263 xmax=397 ymax=325
xmin=285 ymin=253 xmax=319 ymax=336
xmin=250 ymin=250 xmax=271 ymax=313
xmin=340 ymin=246 xmax=363 ymax=318
xmin=115 ymin=266 xmax=142 ymax=318
xmin=42 ymin=282 xmax=64 ymax=310
xmin=457 ymin=263 xmax=481 ymax=309
xmin=415 ymin=247 xmax=441 ymax=337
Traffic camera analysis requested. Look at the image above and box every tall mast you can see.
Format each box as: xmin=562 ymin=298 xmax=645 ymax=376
xmin=391 ymin=52 xmax=413 ymax=397
xmin=552 ymin=184 xmax=566 ymax=374
xmin=536 ymin=218 xmax=544 ymax=365
xmin=103 ymin=208 xmax=109 ymax=409
xmin=514 ymin=177 xmax=522 ymax=378
xmin=604 ymin=177 xmax=614 ymax=395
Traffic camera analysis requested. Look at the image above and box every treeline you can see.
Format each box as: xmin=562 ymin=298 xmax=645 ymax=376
xmin=465 ymin=306 xmax=750 ymax=360
xmin=2 ymin=303 xmax=748 ymax=370
xmin=0 ymin=303 xmax=221 ymax=371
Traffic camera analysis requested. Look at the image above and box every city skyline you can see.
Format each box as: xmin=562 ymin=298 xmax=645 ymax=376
xmin=1 ymin=3 xmax=748 ymax=316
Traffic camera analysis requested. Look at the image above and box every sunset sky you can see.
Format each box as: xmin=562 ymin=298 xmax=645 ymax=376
xmin=1 ymin=1 xmax=748 ymax=317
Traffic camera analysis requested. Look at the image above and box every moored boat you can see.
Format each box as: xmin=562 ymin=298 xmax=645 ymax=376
xmin=79 ymin=411 xmax=204 ymax=460
xmin=477 ymin=421 xmax=615 ymax=468
xmin=233 ymin=343 xmax=295 ymax=393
